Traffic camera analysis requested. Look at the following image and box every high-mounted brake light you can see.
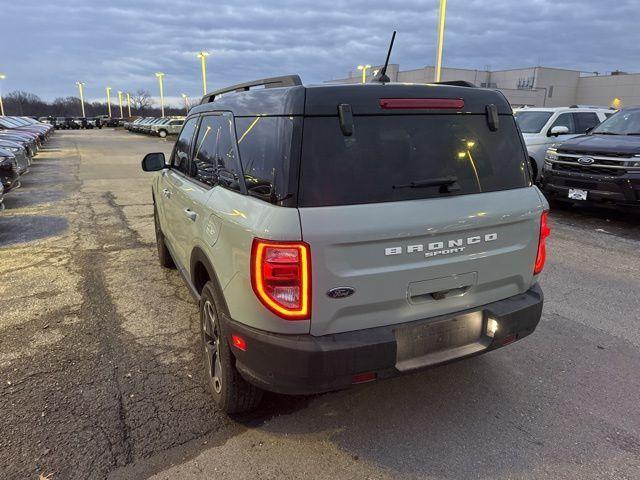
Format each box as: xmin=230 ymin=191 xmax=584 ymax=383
xmin=534 ymin=211 xmax=551 ymax=275
xmin=251 ymin=239 xmax=311 ymax=320
xmin=379 ymin=98 xmax=465 ymax=110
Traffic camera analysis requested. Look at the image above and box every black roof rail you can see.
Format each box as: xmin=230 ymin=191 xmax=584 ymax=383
xmin=433 ymin=80 xmax=477 ymax=88
xmin=201 ymin=75 xmax=302 ymax=104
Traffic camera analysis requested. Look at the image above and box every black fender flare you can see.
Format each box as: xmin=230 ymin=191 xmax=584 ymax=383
xmin=190 ymin=247 xmax=229 ymax=314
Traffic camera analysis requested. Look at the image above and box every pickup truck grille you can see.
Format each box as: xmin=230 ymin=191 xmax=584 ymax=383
xmin=552 ymin=151 xmax=636 ymax=176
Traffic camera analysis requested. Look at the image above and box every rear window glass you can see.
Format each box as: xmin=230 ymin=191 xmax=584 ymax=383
xmin=299 ymin=115 xmax=529 ymax=207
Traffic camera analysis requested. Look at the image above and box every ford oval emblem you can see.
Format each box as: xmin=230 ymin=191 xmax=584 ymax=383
xmin=577 ymin=156 xmax=595 ymax=165
xmin=327 ymin=287 xmax=355 ymax=299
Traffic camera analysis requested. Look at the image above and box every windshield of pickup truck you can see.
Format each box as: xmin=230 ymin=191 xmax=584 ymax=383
xmin=299 ymin=114 xmax=529 ymax=207
xmin=592 ymin=109 xmax=640 ymax=134
xmin=514 ymin=111 xmax=553 ymax=133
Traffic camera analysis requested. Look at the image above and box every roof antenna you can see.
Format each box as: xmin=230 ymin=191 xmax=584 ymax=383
xmin=371 ymin=31 xmax=396 ymax=83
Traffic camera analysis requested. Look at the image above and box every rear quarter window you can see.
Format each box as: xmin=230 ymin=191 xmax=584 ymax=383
xmin=299 ymin=114 xmax=529 ymax=207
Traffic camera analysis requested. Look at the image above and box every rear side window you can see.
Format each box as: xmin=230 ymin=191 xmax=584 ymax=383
xmin=190 ymin=113 xmax=242 ymax=191
xmin=299 ymin=115 xmax=529 ymax=207
xmin=235 ymin=116 xmax=296 ymax=202
xmin=172 ymin=116 xmax=198 ymax=174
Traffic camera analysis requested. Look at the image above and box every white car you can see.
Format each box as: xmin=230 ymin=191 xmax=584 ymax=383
xmin=514 ymin=106 xmax=615 ymax=180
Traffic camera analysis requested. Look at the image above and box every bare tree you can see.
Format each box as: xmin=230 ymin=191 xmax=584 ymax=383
xmin=131 ymin=89 xmax=154 ymax=114
xmin=4 ymin=91 xmax=47 ymax=116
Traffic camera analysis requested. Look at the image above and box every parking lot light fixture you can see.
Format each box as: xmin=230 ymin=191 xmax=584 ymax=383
xmin=126 ymin=92 xmax=132 ymax=117
xmin=117 ymin=90 xmax=124 ymax=119
xmin=357 ymin=65 xmax=372 ymax=84
xmin=155 ymin=72 xmax=165 ymax=117
xmin=105 ymin=86 xmax=112 ymax=117
xmin=197 ymin=52 xmax=209 ymax=95
xmin=0 ymin=73 xmax=5 ymax=116
xmin=181 ymin=93 xmax=189 ymax=114
xmin=76 ymin=81 xmax=86 ymax=117
xmin=434 ymin=0 xmax=448 ymax=82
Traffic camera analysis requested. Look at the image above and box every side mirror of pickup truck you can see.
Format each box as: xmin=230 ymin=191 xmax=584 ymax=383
xmin=141 ymin=152 xmax=167 ymax=171
xmin=548 ymin=125 xmax=569 ymax=137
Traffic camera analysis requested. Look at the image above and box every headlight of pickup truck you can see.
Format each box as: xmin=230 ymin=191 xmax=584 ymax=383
xmin=544 ymin=148 xmax=558 ymax=162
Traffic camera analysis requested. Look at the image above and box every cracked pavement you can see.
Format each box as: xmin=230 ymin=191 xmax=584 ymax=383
xmin=1 ymin=129 xmax=639 ymax=479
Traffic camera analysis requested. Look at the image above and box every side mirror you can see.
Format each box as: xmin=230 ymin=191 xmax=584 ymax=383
xmin=548 ymin=125 xmax=569 ymax=137
xmin=141 ymin=152 xmax=167 ymax=172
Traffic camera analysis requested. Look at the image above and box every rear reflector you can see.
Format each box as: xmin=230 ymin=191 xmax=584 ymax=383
xmin=534 ymin=211 xmax=551 ymax=275
xmin=251 ymin=239 xmax=311 ymax=320
xmin=231 ymin=334 xmax=247 ymax=351
xmin=379 ymin=98 xmax=465 ymax=110
xmin=500 ymin=334 xmax=517 ymax=346
xmin=352 ymin=372 xmax=377 ymax=384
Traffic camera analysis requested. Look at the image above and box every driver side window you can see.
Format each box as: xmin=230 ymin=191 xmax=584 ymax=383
xmin=172 ymin=117 xmax=199 ymax=174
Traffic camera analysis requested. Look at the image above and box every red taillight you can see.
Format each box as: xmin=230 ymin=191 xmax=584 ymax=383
xmin=534 ymin=211 xmax=551 ymax=275
xmin=379 ymin=98 xmax=464 ymax=110
xmin=251 ymin=239 xmax=311 ymax=320
xmin=352 ymin=372 xmax=377 ymax=384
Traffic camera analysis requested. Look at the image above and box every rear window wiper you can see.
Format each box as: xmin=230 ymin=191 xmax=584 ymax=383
xmin=625 ymin=133 xmax=640 ymax=135
xmin=393 ymin=176 xmax=460 ymax=193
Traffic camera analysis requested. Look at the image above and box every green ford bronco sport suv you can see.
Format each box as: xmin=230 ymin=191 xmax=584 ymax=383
xmin=142 ymin=75 xmax=550 ymax=413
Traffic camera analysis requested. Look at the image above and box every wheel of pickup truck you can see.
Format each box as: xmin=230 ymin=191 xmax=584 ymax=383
xmin=200 ymin=281 xmax=263 ymax=414
xmin=158 ymin=129 xmax=167 ymax=138
xmin=154 ymin=205 xmax=175 ymax=269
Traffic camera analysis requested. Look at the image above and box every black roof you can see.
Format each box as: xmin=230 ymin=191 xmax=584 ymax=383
xmin=190 ymin=75 xmax=512 ymax=117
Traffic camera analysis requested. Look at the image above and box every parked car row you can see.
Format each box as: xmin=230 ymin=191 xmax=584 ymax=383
xmin=124 ymin=117 xmax=185 ymax=138
xmin=514 ymin=104 xmax=640 ymax=210
xmin=0 ymin=116 xmax=54 ymax=211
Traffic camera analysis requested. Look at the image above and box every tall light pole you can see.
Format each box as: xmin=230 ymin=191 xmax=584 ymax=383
xmin=155 ymin=72 xmax=165 ymax=117
xmin=0 ymin=74 xmax=5 ymax=116
xmin=434 ymin=0 xmax=448 ymax=82
xmin=181 ymin=93 xmax=190 ymax=114
xmin=126 ymin=92 xmax=132 ymax=117
xmin=117 ymin=90 xmax=124 ymax=118
xmin=105 ymin=86 xmax=112 ymax=117
xmin=197 ymin=52 xmax=209 ymax=95
xmin=76 ymin=81 xmax=86 ymax=117
xmin=357 ymin=65 xmax=372 ymax=84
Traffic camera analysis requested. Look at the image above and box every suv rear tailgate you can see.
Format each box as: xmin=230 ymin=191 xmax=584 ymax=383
xmin=299 ymin=188 xmax=545 ymax=336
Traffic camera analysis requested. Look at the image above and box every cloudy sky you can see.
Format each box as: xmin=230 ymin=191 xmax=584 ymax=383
xmin=1 ymin=0 xmax=638 ymax=105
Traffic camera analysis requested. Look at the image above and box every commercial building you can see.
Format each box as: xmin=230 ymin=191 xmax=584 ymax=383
xmin=327 ymin=65 xmax=637 ymax=108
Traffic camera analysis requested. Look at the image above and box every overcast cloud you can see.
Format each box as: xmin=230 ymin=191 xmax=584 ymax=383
xmin=1 ymin=0 xmax=639 ymax=104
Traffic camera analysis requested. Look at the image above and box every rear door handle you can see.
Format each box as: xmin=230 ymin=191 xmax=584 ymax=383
xmin=184 ymin=208 xmax=197 ymax=221
xmin=162 ymin=188 xmax=171 ymax=199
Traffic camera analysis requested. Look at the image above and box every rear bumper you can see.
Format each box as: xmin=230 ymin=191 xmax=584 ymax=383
xmin=221 ymin=284 xmax=543 ymax=395
xmin=540 ymin=168 xmax=640 ymax=208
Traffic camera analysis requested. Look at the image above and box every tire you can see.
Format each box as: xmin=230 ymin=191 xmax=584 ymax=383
xmin=154 ymin=205 xmax=175 ymax=269
xmin=200 ymin=281 xmax=263 ymax=414
xmin=158 ymin=130 xmax=168 ymax=138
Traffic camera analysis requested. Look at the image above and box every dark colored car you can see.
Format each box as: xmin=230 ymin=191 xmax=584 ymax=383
xmin=0 ymin=117 xmax=46 ymax=141
xmin=0 ymin=131 xmax=38 ymax=157
xmin=540 ymin=107 xmax=640 ymax=209
xmin=105 ymin=117 xmax=121 ymax=127
xmin=0 ymin=148 xmax=20 ymax=193
xmin=0 ymin=139 xmax=31 ymax=174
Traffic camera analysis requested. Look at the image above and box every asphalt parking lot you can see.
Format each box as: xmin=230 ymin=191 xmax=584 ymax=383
xmin=1 ymin=129 xmax=639 ymax=480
